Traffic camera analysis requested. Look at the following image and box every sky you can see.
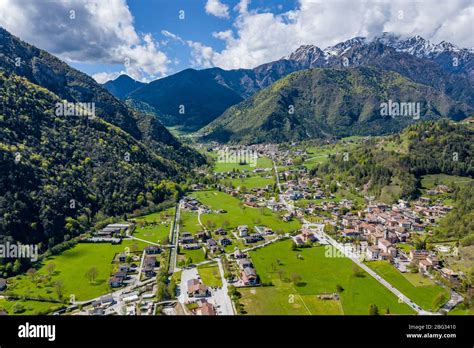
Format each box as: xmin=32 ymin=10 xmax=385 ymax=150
xmin=0 ymin=0 xmax=473 ymax=83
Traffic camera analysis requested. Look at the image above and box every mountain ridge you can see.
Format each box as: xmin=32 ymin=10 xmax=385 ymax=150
xmin=200 ymin=66 xmax=473 ymax=144
xmin=105 ymin=33 xmax=473 ymax=131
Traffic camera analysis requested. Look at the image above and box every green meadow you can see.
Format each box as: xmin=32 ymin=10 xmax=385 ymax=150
xmin=6 ymin=240 xmax=148 ymax=303
xmin=191 ymin=190 xmax=301 ymax=233
xmin=366 ymin=261 xmax=449 ymax=311
xmin=241 ymin=240 xmax=414 ymax=315
xmin=197 ymin=263 xmax=222 ymax=287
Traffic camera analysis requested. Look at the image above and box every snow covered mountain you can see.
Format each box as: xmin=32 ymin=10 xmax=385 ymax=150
xmin=287 ymin=33 xmax=473 ymax=78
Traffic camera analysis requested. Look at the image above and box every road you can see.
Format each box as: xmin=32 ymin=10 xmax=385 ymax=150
xmin=168 ymin=200 xmax=182 ymax=274
xmin=272 ymin=159 xmax=433 ymax=315
xmin=215 ymin=257 xmax=234 ymax=315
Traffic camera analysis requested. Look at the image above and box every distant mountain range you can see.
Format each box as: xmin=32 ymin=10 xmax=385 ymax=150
xmin=200 ymin=67 xmax=472 ymax=144
xmin=103 ymin=33 xmax=473 ymax=135
xmin=103 ymin=74 xmax=146 ymax=99
xmin=0 ymin=27 xmax=204 ymax=249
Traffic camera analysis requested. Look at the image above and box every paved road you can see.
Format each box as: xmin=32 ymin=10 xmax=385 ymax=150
xmin=168 ymin=201 xmax=182 ymax=274
xmin=215 ymin=257 xmax=234 ymax=315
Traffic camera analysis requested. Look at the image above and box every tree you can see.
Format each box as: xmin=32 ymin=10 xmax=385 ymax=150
xmin=336 ymin=284 xmax=344 ymax=293
xmin=221 ymin=220 xmax=230 ymax=230
xmin=353 ymin=265 xmax=364 ymax=278
xmin=85 ymin=267 xmax=99 ymax=283
xmin=27 ymin=268 xmax=37 ymax=282
xmin=369 ymin=304 xmax=379 ymax=315
xmin=46 ymin=263 xmax=56 ymax=277
xmin=291 ymin=273 xmax=303 ymax=286
xmin=167 ymin=279 xmax=177 ymax=298
xmin=433 ymin=292 xmax=448 ymax=309
xmin=290 ymin=242 xmax=297 ymax=251
xmin=54 ymin=281 xmax=65 ymax=300
xmin=12 ymin=259 xmax=22 ymax=274
xmin=156 ymin=281 xmax=168 ymax=302
xmin=12 ymin=303 xmax=25 ymax=314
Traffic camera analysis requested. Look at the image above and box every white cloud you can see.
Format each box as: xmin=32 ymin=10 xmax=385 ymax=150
xmin=205 ymin=0 xmax=230 ymax=19
xmin=187 ymin=41 xmax=217 ymax=68
xmin=0 ymin=0 xmax=169 ymax=81
xmin=161 ymin=30 xmax=185 ymax=44
xmin=92 ymin=71 xmax=121 ymax=84
xmin=194 ymin=0 xmax=474 ymax=70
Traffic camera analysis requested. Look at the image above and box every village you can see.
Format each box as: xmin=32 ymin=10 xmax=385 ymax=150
xmin=0 ymin=144 xmax=468 ymax=317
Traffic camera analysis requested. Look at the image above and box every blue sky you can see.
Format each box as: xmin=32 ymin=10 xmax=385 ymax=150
xmin=1 ymin=0 xmax=472 ymax=83
xmin=74 ymin=0 xmax=299 ymax=81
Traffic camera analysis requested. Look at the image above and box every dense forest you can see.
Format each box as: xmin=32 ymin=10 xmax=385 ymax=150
xmin=0 ymin=72 xmax=199 ymax=271
xmin=312 ymin=120 xmax=473 ymax=202
xmin=437 ymin=183 xmax=474 ymax=245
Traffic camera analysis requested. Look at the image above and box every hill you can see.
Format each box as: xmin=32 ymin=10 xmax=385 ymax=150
xmin=200 ymin=67 xmax=472 ymax=144
xmin=0 ymin=27 xmax=205 ymax=268
xmin=127 ymin=68 xmax=244 ymax=131
xmin=311 ymin=120 xmax=473 ymax=203
xmin=103 ymin=74 xmax=146 ymax=99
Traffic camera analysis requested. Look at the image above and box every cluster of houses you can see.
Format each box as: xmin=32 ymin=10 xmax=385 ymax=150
xmin=229 ymin=249 xmax=259 ymax=286
xmin=292 ymin=228 xmax=319 ymax=247
xmin=89 ymin=294 xmax=115 ymax=315
xmin=185 ymin=278 xmax=217 ymax=315
xmin=179 ymin=232 xmax=201 ymax=250
xmin=407 ymin=249 xmax=459 ymax=282
xmin=83 ymin=223 xmax=131 ymax=244
xmin=325 ymin=201 xmax=452 ymax=260
xmin=109 ymin=246 xmax=161 ymax=287
xmin=182 ymin=196 xmax=225 ymax=215
xmin=143 ymin=246 xmax=161 ymax=278
xmin=280 ymin=177 xmax=327 ymax=202
xmin=237 ymin=257 xmax=258 ymax=285
xmin=236 ymin=225 xmax=270 ymax=245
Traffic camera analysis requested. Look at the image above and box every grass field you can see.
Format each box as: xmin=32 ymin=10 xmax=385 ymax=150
xmin=178 ymin=248 xmax=206 ymax=264
xmin=0 ymin=298 xmax=65 ymax=315
xmin=242 ymin=240 xmax=414 ymax=315
xmin=191 ymin=190 xmax=301 ymax=233
xmin=179 ymin=210 xmax=203 ymax=234
xmin=420 ymin=174 xmax=473 ymax=189
xmin=366 ymin=261 xmax=449 ymax=311
xmin=134 ymin=207 xmax=175 ymax=223
xmin=214 ymin=157 xmax=273 ymax=173
xmin=239 ymin=280 xmax=343 ymax=315
xmin=197 ymin=263 xmax=222 ymax=287
xmin=6 ymin=240 xmax=148 ymax=303
xmin=229 ymin=175 xmax=274 ymax=189
xmin=133 ymin=224 xmax=170 ymax=244
xmin=397 ymin=243 xmax=414 ymax=253
xmin=448 ymin=305 xmax=474 ymax=315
